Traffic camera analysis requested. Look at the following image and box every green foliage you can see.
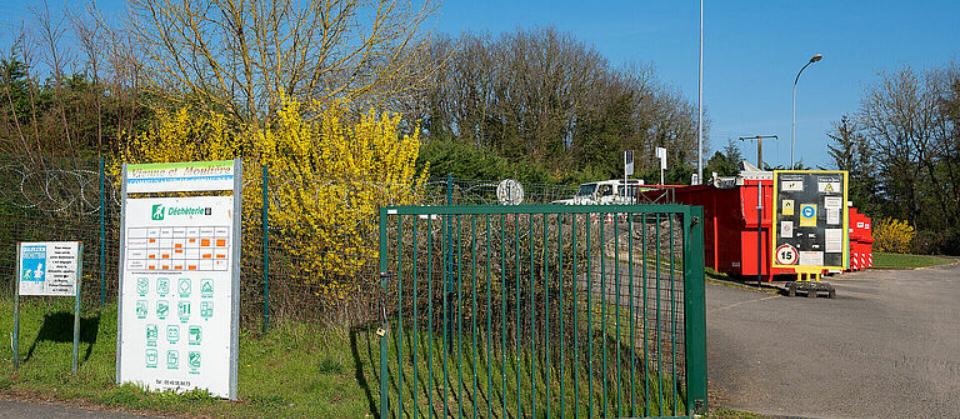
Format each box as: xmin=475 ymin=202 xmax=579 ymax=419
xmin=828 ymin=115 xmax=879 ymax=216
xmin=418 ymin=136 xmax=646 ymax=186
xmin=417 ymin=136 xmax=550 ymax=183
xmin=705 ymin=140 xmax=743 ymax=177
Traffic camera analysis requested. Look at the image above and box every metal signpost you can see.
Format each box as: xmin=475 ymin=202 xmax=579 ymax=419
xmin=771 ymin=170 xmax=848 ymax=298
xmin=13 ymin=241 xmax=83 ymax=373
xmin=655 ymin=147 xmax=667 ymax=185
xmin=117 ymin=160 xmax=241 ymax=399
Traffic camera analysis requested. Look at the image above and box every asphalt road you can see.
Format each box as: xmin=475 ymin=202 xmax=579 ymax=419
xmin=707 ymin=262 xmax=960 ymax=418
xmin=0 ymin=398 xmax=154 ymax=418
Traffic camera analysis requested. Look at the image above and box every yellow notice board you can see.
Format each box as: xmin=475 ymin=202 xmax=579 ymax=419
xmin=771 ymin=170 xmax=849 ymax=271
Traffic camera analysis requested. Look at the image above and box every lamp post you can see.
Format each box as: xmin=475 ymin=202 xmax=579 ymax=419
xmin=696 ymin=0 xmax=704 ymax=184
xmin=791 ymin=53 xmax=823 ymax=168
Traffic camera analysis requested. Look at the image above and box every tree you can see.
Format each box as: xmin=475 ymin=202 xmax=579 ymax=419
xmin=0 ymin=4 xmax=151 ymax=161
xmin=128 ymin=0 xmax=437 ymax=125
xmin=705 ymin=139 xmax=742 ymax=177
xmin=409 ymin=28 xmax=704 ymax=183
xmin=827 ymin=115 xmax=878 ymax=214
xmin=839 ymin=63 xmax=960 ymax=253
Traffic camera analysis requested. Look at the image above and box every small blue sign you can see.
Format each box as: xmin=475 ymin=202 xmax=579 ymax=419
xmin=801 ymin=205 xmax=815 ymax=218
xmin=20 ymin=245 xmax=47 ymax=282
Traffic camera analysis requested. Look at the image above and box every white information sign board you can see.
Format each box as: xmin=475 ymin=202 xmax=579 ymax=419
xmin=14 ymin=241 xmax=84 ymax=372
xmin=117 ymin=160 xmax=240 ymax=399
xmin=18 ymin=241 xmax=80 ymax=296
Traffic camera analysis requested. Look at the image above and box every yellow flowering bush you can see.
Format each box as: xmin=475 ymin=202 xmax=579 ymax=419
xmin=873 ymin=217 xmax=915 ymax=254
xmin=117 ymin=98 xmax=427 ymax=303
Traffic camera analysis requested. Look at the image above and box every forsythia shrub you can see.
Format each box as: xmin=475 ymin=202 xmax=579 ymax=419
xmin=117 ymin=98 xmax=427 ymax=303
xmin=873 ymin=217 xmax=915 ymax=254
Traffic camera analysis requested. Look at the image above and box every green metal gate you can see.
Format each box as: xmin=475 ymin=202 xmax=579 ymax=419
xmin=378 ymin=204 xmax=706 ymax=418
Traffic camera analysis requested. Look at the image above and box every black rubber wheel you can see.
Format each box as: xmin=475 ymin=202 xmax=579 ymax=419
xmin=828 ymin=289 xmax=836 ymax=299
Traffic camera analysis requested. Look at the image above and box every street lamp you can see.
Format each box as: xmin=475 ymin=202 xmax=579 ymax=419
xmin=791 ymin=53 xmax=823 ymax=168
xmin=696 ymin=0 xmax=704 ymax=185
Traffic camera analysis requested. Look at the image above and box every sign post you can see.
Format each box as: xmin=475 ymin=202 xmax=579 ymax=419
xmin=117 ymin=160 xmax=241 ymax=399
xmin=772 ymin=170 xmax=848 ymax=297
xmin=13 ymin=241 xmax=83 ymax=372
xmin=655 ymin=147 xmax=667 ymax=185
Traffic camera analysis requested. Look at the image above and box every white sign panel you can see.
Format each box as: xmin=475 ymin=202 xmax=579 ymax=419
xmin=126 ymin=161 xmax=235 ymax=194
xmin=118 ymin=195 xmax=238 ymax=398
xmin=799 ymin=251 xmax=824 ymax=266
xmin=18 ymin=241 xmax=80 ymax=296
xmin=655 ymin=147 xmax=667 ymax=170
xmin=780 ymin=221 xmax=794 ymax=239
xmin=825 ymin=228 xmax=843 ymax=253
xmin=781 ymin=180 xmax=804 ymax=192
xmin=818 ymin=181 xmax=841 ymax=194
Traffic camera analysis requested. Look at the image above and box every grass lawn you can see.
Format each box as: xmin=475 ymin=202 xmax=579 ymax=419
xmin=0 ymin=297 xmax=386 ymax=417
xmin=871 ymin=252 xmax=954 ymax=270
xmin=0 ymin=296 xmax=690 ymax=417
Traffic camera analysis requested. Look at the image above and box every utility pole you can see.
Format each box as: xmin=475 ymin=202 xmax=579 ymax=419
xmin=738 ymin=135 xmax=779 ymax=170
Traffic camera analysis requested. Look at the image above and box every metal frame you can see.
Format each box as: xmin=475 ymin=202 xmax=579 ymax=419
xmin=116 ymin=164 xmax=128 ymax=383
xmin=13 ymin=241 xmax=84 ymax=374
xmin=378 ymin=203 xmax=708 ymax=417
xmin=116 ymin=159 xmax=242 ymax=400
xmin=228 ymin=159 xmax=242 ymax=399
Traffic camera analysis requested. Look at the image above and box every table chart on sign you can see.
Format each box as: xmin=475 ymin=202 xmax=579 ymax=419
xmin=125 ymin=227 xmax=230 ymax=272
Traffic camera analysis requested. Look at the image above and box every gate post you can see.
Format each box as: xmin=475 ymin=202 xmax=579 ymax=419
xmin=683 ymin=206 xmax=708 ymax=415
xmin=444 ymin=175 xmax=455 ymax=349
xmin=379 ymin=207 xmax=389 ymax=419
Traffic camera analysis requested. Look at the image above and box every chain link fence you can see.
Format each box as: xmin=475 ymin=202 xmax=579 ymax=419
xmin=0 ymin=154 xmax=582 ymax=331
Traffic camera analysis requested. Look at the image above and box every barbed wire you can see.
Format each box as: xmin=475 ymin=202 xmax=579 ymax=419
xmin=0 ymin=155 xmax=583 ymax=222
xmin=0 ymin=164 xmax=116 ymax=215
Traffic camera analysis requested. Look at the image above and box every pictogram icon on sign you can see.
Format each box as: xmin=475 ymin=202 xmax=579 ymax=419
xmin=799 ymin=203 xmax=817 ymax=227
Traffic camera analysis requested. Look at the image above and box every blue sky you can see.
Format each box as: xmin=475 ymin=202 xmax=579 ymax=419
xmin=429 ymin=0 xmax=960 ymax=168
xmin=2 ymin=1 xmax=958 ymax=168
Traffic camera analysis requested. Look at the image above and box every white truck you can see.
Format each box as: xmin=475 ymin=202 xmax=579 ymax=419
xmin=553 ymin=179 xmax=646 ymax=205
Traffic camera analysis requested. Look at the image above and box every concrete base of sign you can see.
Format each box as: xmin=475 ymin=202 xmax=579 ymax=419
xmin=785 ymin=281 xmax=836 ymax=299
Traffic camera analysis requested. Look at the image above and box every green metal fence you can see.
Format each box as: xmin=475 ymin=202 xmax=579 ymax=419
xmin=378 ymin=204 xmax=706 ymax=418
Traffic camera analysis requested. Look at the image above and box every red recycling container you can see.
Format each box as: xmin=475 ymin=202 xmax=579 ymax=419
xmin=641 ymin=179 xmax=873 ymax=281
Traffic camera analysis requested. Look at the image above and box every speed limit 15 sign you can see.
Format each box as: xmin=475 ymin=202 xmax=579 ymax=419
xmin=775 ymin=244 xmax=799 ymax=265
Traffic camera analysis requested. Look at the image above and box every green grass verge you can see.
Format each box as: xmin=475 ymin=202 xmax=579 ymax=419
xmin=1 ymin=297 xmax=686 ymax=417
xmin=0 ymin=298 xmax=383 ymax=417
xmin=871 ymin=252 xmax=954 ymax=270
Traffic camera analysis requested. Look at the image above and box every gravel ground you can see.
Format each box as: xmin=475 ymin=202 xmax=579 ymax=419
xmin=707 ymin=262 xmax=960 ymax=418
